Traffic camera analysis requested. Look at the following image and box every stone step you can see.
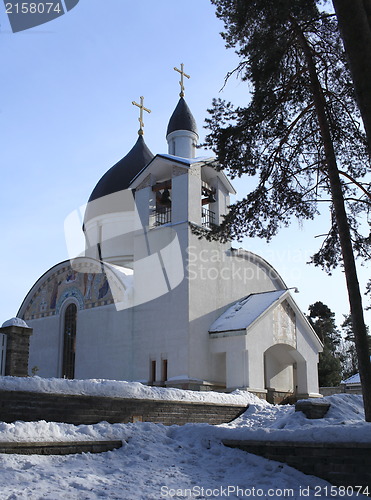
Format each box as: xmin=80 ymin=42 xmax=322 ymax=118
xmin=0 ymin=440 xmax=123 ymax=455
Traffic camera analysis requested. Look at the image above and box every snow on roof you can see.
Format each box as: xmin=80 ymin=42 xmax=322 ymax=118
xmin=1 ymin=317 xmax=29 ymax=328
xmin=342 ymin=373 xmax=361 ymax=385
xmin=156 ymin=154 xmax=213 ymax=165
xmin=209 ymin=290 xmax=286 ymax=333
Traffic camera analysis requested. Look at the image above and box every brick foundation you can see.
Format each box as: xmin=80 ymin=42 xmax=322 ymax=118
xmin=223 ymin=440 xmax=371 ymax=490
xmin=0 ymin=390 xmax=246 ymax=426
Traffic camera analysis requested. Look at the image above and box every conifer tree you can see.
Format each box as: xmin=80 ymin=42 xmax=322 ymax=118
xmin=308 ymin=302 xmax=342 ymax=387
xmin=203 ymin=0 xmax=371 ymax=419
xmin=332 ymin=0 xmax=371 ymax=150
xmin=340 ymin=313 xmax=371 ymax=378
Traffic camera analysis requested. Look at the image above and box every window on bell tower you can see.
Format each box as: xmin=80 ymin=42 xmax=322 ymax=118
xmin=151 ymin=180 xmax=172 ymax=226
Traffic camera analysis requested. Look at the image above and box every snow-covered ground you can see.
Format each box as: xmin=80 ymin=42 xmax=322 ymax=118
xmin=0 ymin=376 xmax=256 ymax=406
xmin=0 ymin=378 xmax=370 ymax=499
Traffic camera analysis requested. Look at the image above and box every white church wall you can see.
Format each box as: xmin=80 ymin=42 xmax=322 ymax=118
xmin=172 ymin=169 xmax=201 ymax=226
xmin=84 ymin=190 xmax=137 ymax=267
xmin=208 ymin=177 xmax=229 ymax=225
xmin=131 ymin=253 xmax=190 ymax=385
xmin=210 ymin=334 xmax=249 ymax=388
xmin=100 ymin=213 xmax=134 ymax=267
xmin=187 ymin=231 xmax=284 ymax=385
xmin=211 ymin=352 xmax=226 ymax=385
xmin=171 ymin=172 xmax=187 ymax=224
xmin=27 ymin=316 xmax=61 ymax=377
xmin=85 ymin=212 xmax=135 ymax=265
xmin=132 ymin=221 xmax=187 ymax=307
xmin=134 ymin=185 xmax=152 ymax=229
xmin=245 ymin=314 xmax=274 ymax=391
xmin=27 ymin=304 xmax=133 ymax=381
xmin=166 ymin=130 xmax=197 ymax=158
xmin=74 ymin=305 xmax=132 ymax=380
xmin=84 ymin=221 xmax=100 ymax=261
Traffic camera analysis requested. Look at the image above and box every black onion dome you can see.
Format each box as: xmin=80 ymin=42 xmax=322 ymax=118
xmin=88 ymin=135 xmax=154 ymax=203
xmin=166 ymin=97 xmax=198 ymax=137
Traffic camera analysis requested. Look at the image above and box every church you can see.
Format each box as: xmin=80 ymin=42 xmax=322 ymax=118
xmin=12 ymin=66 xmax=322 ymax=402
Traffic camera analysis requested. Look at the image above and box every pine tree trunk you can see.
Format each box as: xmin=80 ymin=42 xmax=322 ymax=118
xmin=292 ymin=19 xmax=371 ymax=421
xmin=332 ymin=0 xmax=371 ymax=150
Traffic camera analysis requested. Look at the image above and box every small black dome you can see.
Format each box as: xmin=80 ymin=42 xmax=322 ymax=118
xmin=166 ymin=97 xmax=198 ymax=137
xmin=88 ymin=135 xmax=154 ymax=203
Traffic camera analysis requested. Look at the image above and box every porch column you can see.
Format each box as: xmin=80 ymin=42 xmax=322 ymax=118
xmin=0 ymin=318 xmax=33 ymax=377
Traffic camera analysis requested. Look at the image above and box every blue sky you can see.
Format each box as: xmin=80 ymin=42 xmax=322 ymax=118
xmin=0 ymin=0 xmax=369 ymax=330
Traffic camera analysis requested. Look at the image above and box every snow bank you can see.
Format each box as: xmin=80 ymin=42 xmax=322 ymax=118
xmin=0 ymin=420 xmax=340 ymax=499
xmin=0 ymin=376 xmax=260 ymax=406
xmin=218 ymin=393 xmax=371 ymax=443
xmin=0 ymin=390 xmax=369 ymax=497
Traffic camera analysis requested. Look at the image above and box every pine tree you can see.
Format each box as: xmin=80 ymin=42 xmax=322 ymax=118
xmin=332 ymin=0 xmax=371 ymax=150
xmin=331 ymin=0 xmax=371 ymax=321
xmin=308 ymin=302 xmax=342 ymax=386
xmin=340 ymin=313 xmax=371 ymax=378
xmin=202 ymin=0 xmax=371 ymax=419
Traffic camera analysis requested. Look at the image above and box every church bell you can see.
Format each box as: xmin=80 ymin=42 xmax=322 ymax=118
xmin=160 ymin=188 xmax=171 ymax=206
xmin=207 ymin=192 xmax=217 ymax=204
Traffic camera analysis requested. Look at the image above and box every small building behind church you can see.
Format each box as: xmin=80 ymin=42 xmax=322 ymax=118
xmin=10 ymin=70 xmax=322 ymax=402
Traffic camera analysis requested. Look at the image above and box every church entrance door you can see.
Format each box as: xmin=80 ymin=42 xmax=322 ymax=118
xmin=62 ymin=303 xmax=77 ymax=379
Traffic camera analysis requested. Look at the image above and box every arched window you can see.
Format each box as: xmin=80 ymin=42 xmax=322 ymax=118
xmin=62 ymin=303 xmax=77 ymax=379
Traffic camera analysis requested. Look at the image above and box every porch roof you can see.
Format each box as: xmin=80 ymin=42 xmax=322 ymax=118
xmin=209 ymin=290 xmax=286 ymax=334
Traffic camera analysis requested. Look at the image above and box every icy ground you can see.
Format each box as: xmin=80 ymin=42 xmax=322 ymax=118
xmin=0 ymin=378 xmax=370 ymax=499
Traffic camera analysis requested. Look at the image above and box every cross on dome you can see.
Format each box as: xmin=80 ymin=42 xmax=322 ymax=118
xmin=132 ymin=96 xmax=151 ymax=135
xmin=174 ymin=63 xmax=190 ymax=97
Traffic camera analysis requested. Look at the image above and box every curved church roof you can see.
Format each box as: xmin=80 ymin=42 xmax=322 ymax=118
xmin=166 ymin=97 xmax=198 ymax=137
xmin=88 ymin=135 xmax=154 ymax=204
xmin=17 ymin=257 xmax=133 ymax=321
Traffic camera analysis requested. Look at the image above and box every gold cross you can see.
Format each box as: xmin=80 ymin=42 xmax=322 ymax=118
xmin=132 ymin=96 xmax=151 ymax=135
xmin=174 ymin=63 xmax=190 ymax=97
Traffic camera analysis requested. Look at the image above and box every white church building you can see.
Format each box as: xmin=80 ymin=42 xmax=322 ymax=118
xmin=15 ymin=70 xmax=322 ymax=402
